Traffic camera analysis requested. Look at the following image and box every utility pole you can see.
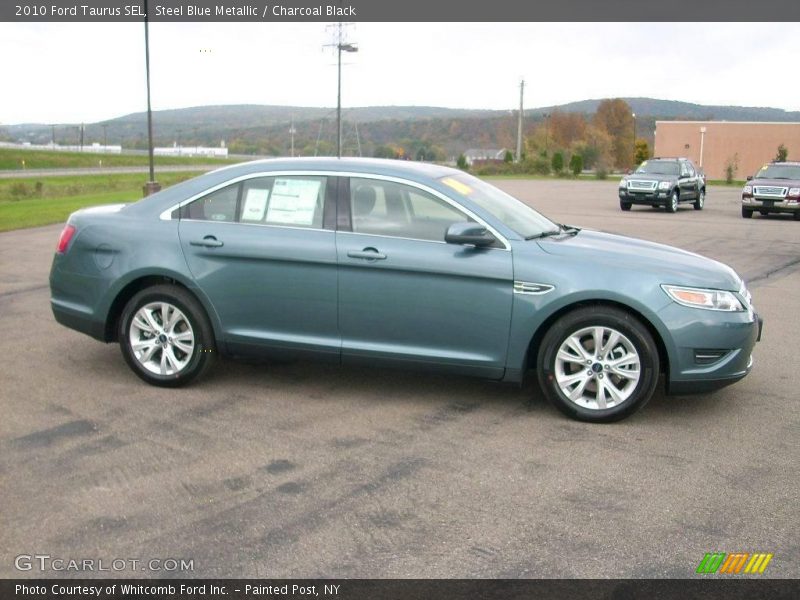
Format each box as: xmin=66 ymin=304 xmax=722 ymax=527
xmin=515 ymin=79 xmax=524 ymax=163
xmin=143 ymin=0 xmax=160 ymax=196
xmin=79 ymin=123 xmax=84 ymax=152
xmin=50 ymin=124 xmax=55 ymax=148
xmin=102 ymin=124 xmax=108 ymax=150
xmin=631 ymin=112 xmax=636 ymax=167
xmin=325 ymin=23 xmax=357 ymax=158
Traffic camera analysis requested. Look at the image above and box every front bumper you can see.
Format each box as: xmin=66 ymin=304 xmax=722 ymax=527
xmin=660 ymin=301 xmax=762 ymax=395
xmin=742 ymin=196 xmax=800 ymax=214
xmin=619 ymin=188 xmax=671 ymax=205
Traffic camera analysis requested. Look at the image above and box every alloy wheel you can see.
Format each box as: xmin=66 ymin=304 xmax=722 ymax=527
xmin=554 ymin=326 xmax=641 ymax=410
xmin=129 ymin=301 xmax=195 ymax=376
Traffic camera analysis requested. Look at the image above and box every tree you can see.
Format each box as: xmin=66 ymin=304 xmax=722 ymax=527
xmin=725 ymin=153 xmax=739 ymax=184
xmin=775 ymin=143 xmax=788 ymax=162
xmin=504 ymin=150 xmax=513 ymax=163
xmin=569 ymin=153 xmax=583 ymax=176
xmin=593 ymin=98 xmax=635 ymax=170
xmin=548 ymin=111 xmax=588 ymax=149
xmin=551 ymin=151 xmax=564 ymax=174
xmin=634 ymin=139 xmax=650 ymax=165
xmin=457 ymin=153 xmax=468 ymax=170
xmin=374 ymin=145 xmax=399 ymax=159
xmin=571 ymin=125 xmax=613 ymax=170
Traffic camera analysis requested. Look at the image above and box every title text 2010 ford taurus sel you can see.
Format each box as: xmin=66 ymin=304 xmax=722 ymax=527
xmin=50 ymin=158 xmax=761 ymax=422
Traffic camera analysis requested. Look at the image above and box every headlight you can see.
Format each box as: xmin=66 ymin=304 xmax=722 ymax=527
xmin=661 ymin=285 xmax=745 ymax=312
xmin=658 ymin=181 xmax=671 ymax=190
xmin=788 ymin=187 xmax=800 ymax=197
xmin=619 ymin=179 xmax=627 ymax=188
xmin=743 ymin=186 xmax=752 ymax=194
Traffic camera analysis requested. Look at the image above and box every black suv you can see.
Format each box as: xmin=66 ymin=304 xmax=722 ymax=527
xmin=741 ymin=161 xmax=800 ymax=220
xmin=618 ymin=158 xmax=706 ymax=213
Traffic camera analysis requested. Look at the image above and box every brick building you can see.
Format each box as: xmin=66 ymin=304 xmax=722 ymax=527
xmin=653 ymin=121 xmax=800 ymax=180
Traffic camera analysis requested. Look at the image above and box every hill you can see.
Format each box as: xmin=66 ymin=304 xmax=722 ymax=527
xmin=4 ymin=98 xmax=799 ymax=159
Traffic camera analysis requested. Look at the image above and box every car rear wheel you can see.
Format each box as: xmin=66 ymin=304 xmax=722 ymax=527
xmin=536 ymin=307 xmax=660 ymax=423
xmin=694 ymin=189 xmax=705 ymax=210
xmin=742 ymin=207 xmax=753 ymax=219
xmin=620 ymin=201 xmax=631 ymax=211
xmin=119 ymin=284 xmax=215 ymax=387
xmin=666 ymin=190 xmax=678 ymax=213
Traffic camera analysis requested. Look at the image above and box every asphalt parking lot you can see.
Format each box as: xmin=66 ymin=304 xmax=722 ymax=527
xmin=1 ymin=179 xmax=798 ymax=578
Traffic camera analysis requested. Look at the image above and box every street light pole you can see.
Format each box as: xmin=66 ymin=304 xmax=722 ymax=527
xmin=143 ymin=0 xmax=160 ymax=196
xmin=699 ymin=126 xmax=707 ymax=167
xmin=631 ymin=112 xmax=637 ymax=166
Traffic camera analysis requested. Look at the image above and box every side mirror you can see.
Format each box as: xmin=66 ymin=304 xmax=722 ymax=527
xmin=746 ymin=175 xmax=753 ymax=181
xmin=445 ymin=222 xmax=496 ymax=247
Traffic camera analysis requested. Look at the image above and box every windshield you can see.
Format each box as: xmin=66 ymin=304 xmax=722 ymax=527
xmin=755 ymin=164 xmax=800 ymax=180
xmin=634 ymin=160 xmax=680 ymax=176
xmin=439 ymin=173 xmax=558 ymax=239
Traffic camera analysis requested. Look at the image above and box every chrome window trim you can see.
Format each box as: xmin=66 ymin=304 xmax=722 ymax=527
xmin=159 ymin=170 xmax=511 ymax=250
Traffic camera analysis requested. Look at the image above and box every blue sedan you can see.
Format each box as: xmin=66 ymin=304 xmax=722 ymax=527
xmin=49 ymin=158 xmax=761 ymax=422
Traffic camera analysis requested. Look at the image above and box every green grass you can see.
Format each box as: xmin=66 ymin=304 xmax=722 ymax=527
xmin=0 ymin=171 xmax=199 ymax=232
xmin=0 ymin=147 xmax=241 ymax=170
xmin=707 ymin=179 xmax=747 ymax=187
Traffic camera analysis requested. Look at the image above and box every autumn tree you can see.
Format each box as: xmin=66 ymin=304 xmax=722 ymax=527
xmin=775 ymin=143 xmax=788 ymax=162
xmin=548 ymin=111 xmax=588 ymax=149
xmin=593 ymin=98 xmax=635 ymax=170
xmin=570 ymin=125 xmax=613 ymax=170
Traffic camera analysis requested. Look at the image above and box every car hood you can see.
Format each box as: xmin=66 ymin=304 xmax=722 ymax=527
xmin=749 ymin=178 xmax=800 ymax=187
xmin=624 ymin=173 xmax=677 ymax=183
xmin=535 ymin=229 xmax=742 ymax=291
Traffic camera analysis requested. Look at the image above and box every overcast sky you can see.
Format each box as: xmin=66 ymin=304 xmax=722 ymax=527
xmin=2 ymin=22 xmax=799 ymax=124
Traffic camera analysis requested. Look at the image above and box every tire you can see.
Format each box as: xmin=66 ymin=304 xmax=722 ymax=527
xmin=620 ymin=201 xmax=631 ymax=211
xmin=759 ymin=211 xmax=769 ymax=216
xmin=666 ymin=190 xmax=678 ymax=213
xmin=741 ymin=207 xmax=753 ymax=219
xmin=119 ymin=284 xmax=216 ymax=387
xmin=536 ymin=306 xmax=660 ymax=423
xmin=693 ymin=189 xmax=705 ymax=210
xmin=794 ymin=211 xmax=800 ymax=221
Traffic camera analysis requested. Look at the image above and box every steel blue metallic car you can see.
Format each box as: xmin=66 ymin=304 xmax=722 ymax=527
xmin=49 ymin=158 xmax=761 ymax=422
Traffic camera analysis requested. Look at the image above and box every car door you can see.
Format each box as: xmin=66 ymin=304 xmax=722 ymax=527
xmin=680 ymin=161 xmax=697 ymax=199
xmin=177 ymin=173 xmax=340 ymax=361
xmin=336 ymin=176 xmax=514 ymax=378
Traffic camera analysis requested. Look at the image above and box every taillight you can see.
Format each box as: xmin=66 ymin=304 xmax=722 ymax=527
xmin=56 ymin=224 xmax=76 ymax=254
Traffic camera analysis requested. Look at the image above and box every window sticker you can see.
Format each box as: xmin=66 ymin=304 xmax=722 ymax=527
xmin=241 ymin=187 xmax=270 ymax=222
xmin=266 ymin=178 xmax=321 ymax=225
xmin=441 ymin=177 xmax=473 ymax=196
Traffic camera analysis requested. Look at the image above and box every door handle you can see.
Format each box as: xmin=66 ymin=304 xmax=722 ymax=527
xmin=347 ymin=248 xmax=387 ymax=261
xmin=190 ymin=236 xmax=224 ymax=248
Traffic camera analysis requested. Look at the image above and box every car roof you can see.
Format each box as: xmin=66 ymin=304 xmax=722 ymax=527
xmin=765 ymin=161 xmax=800 ymax=166
xmin=209 ymin=156 xmax=459 ymax=179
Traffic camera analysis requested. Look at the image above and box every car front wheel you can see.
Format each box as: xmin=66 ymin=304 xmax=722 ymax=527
xmin=742 ymin=207 xmax=753 ymax=219
xmin=694 ymin=189 xmax=705 ymax=210
xmin=620 ymin=201 xmax=631 ymax=211
xmin=536 ymin=307 xmax=660 ymax=423
xmin=666 ymin=190 xmax=678 ymax=213
xmin=119 ymin=284 xmax=216 ymax=387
